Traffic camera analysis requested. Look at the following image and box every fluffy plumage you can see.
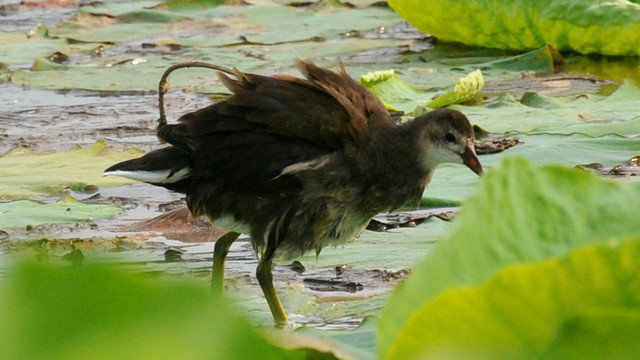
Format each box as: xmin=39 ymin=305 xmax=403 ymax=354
xmin=105 ymin=61 xmax=483 ymax=325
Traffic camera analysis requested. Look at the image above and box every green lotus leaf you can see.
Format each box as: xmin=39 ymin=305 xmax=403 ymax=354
xmin=359 ymin=69 xmax=423 ymax=112
xmin=540 ymin=312 xmax=640 ymax=360
xmin=378 ymin=157 xmax=640 ymax=359
xmin=388 ymin=0 xmax=640 ymax=56
xmin=385 ymin=238 xmax=640 ymax=359
xmin=425 ymin=69 xmax=483 ymax=108
xmin=0 ymin=261 xmax=300 ymax=360
xmin=360 ymin=69 xmax=483 ymax=112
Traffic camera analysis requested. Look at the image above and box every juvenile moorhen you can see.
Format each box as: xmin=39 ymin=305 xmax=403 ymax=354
xmin=105 ymin=61 xmax=483 ymax=327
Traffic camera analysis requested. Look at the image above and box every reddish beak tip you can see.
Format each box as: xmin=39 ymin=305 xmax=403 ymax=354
xmin=462 ymin=144 xmax=484 ymax=176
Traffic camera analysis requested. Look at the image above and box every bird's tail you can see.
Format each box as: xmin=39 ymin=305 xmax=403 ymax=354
xmin=104 ymin=147 xmax=191 ymax=193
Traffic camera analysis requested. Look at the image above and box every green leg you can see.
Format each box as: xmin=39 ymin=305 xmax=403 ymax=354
xmin=211 ymin=231 xmax=240 ymax=296
xmin=256 ymin=259 xmax=289 ymax=328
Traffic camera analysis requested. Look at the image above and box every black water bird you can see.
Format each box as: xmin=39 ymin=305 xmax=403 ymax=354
xmin=105 ymin=61 xmax=483 ymax=326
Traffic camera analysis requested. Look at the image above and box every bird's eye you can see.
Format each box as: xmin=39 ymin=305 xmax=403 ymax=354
xmin=445 ymin=132 xmax=456 ymax=143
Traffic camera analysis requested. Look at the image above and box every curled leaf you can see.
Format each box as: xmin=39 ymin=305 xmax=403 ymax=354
xmin=426 ymin=69 xmax=483 ymax=108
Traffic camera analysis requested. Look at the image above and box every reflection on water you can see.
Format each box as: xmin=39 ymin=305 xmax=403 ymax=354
xmin=560 ymin=55 xmax=640 ymax=95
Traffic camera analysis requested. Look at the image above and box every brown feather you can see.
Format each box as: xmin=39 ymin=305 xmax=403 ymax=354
xmin=107 ymin=61 xmax=481 ymax=260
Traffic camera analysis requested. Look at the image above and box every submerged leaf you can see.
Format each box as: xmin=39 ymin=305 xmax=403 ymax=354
xmin=576 ymin=155 xmax=640 ymax=177
xmin=291 ymin=317 xmax=378 ymax=360
xmin=476 ymin=44 xmax=563 ymax=73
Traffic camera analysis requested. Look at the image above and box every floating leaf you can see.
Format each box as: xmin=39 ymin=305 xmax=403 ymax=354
xmin=0 ymin=197 xmax=122 ymax=229
xmin=292 ymin=316 xmax=378 ymax=360
xmin=27 ymin=23 xmax=49 ymax=38
xmin=0 ymin=30 xmax=97 ymax=65
xmin=0 ymin=141 xmax=142 ymax=199
xmin=8 ymin=1 xmax=405 ymax=92
xmin=0 ymin=63 xmax=10 ymax=82
xmin=30 ymin=57 xmax=68 ymax=71
xmin=457 ymin=79 xmax=640 ymax=137
xmin=577 ymin=155 xmax=640 ymax=177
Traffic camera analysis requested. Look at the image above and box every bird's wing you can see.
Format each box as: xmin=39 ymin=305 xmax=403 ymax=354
xmin=173 ymin=61 xmax=394 ymax=151
xmin=293 ymin=60 xmax=395 ymax=142
xmin=152 ymin=62 xmax=395 ymax=217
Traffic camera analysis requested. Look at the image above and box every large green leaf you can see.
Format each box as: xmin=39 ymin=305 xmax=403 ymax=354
xmin=385 ymin=238 xmax=640 ymax=359
xmin=388 ymin=0 xmax=640 ymax=56
xmin=377 ymin=157 xmax=640 ymax=359
xmin=540 ymin=312 xmax=640 ymax=360
xmin=0 ymin=261 xmax=300 ymax=360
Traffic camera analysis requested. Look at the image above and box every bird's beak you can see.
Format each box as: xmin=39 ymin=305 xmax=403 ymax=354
xmin=461 ymin=142 xmax=484 ymax=176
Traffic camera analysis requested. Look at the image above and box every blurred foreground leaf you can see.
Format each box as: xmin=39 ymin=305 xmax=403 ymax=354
xmin=378 ymin=157 xmax=640 ymax=358
xmin=540 ymin=312 xmax=640 ymax=360
xmin=0 ymin=261 xmax=355 ymax=359
xmin=386 ymin=238 xmax=640 ymax=359
xmin=0 ymin=261 xmax=296 ymax=360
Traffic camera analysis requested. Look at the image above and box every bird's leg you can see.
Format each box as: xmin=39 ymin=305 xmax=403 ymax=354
xmin=256 ymin=258 xmax=289 ymax=328
xmin=211 ymin=231 xmax=240 ymax=296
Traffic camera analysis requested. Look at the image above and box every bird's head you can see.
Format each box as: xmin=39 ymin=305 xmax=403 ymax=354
xmin=413 ymin=108 xmax=483 ymax=176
